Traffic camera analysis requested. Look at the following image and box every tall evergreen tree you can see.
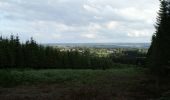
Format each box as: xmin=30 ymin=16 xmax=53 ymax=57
xmin=148 ymin=0 xmax=170 ymax=76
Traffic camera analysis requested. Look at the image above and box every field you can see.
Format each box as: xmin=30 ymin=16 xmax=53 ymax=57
xmin=0 ymin=66 xmax=157 ymax=100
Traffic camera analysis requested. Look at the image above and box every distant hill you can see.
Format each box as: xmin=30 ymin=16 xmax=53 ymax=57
xmin=43 ymin=43 xmax=150 ymax=49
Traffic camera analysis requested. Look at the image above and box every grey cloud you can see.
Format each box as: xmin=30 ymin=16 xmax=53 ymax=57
xmin=0 ymin=0 xmax=160 ymax=43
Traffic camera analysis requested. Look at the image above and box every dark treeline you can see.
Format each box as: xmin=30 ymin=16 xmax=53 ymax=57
xmin=110 ymin=50 xmax=146 ymax=66
xmin=0 ymin=35 xmax=146 ymax=69
xmin=0 ymin=35 xmax=113 ymax=69
xmin=146 ymin=1 xmax=170 ymax=97
xmin=148 ymin=0 xmax=170 ymax=77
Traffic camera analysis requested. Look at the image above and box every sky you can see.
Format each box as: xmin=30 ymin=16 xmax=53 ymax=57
xmin=0 ymin=0 xmax=160 ymax=43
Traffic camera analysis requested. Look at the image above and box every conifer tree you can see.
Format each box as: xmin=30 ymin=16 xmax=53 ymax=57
xmin=148 ymin=0 xmax=170 ymax=76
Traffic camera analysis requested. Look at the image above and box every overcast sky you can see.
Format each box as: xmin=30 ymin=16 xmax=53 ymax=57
xmin=0 ymin=0 xmax=159 ymax=43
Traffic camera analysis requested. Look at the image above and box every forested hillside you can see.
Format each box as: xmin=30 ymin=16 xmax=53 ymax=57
xmin=0 ymin=35 xmax=146 ymax=69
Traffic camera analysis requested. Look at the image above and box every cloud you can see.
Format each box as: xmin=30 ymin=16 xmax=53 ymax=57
xmin=51 ymin=33 xmax=62 ymax=39
xmin=127 ymin=30 xmax=150 ymax=38
xmin=105 ymin=21 xmax=120 ymax=29
xmin=81 ymin=33 xmax=97 ymax=39
xmin=83 ymin=4 xmax=100 ymax=13
xmin=0 ymin=0 xmax=160 ymax=43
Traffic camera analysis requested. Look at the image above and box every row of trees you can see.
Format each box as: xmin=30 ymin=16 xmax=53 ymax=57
xmin=110 ymin=50 xmax=146 ymax=65
xmin=0 ymin=35 xmax=146 ymax=69
xmin=0 ymin=35 xmax=113 ymax=69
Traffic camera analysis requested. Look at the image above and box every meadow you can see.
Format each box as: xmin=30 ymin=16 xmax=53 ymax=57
xmin=0 ymin=65 xmax=142 ymax=87
xmin=0 ymin=66 xmax=156 ymax=100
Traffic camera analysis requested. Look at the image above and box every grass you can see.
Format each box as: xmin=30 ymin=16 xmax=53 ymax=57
xmin=0 ymin=66 xmax=144 ymax=87
xmin=1 ymin=66 xmax=154 ymax=100
xmin=1 ymin=66 xmax=169 ymax=99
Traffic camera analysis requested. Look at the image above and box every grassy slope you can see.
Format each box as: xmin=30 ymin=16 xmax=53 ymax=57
xmin=0 ymin=67 xmax=153 ymax=100
xmin=0 ymin=67 xmax=143 ymax=87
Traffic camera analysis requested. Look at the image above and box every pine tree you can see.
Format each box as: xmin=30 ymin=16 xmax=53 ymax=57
xmin=148 ymin=0 xmax=170 ymax=76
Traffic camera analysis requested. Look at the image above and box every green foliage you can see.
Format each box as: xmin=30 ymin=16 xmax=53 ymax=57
xmin=0 ymin=35 xmax=146 ymax=69
xmin=148 ymin=0 xmax=170 ymax=77
xmin=0 ymin=35 xmax=114 ymax=69
xmin=147 ymin=1 xmax=170 ymax=98
xmin=0 ymin=67 xmax=144 ymax=87
xmin=109 ymin=49 xmax=147 ymax=66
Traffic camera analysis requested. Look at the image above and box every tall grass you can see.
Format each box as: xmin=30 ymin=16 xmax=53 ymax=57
xmin=0 ymin=67 xmax=144 ymax=87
